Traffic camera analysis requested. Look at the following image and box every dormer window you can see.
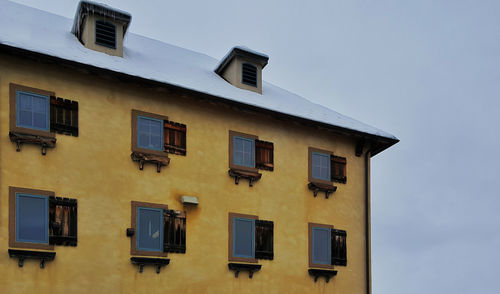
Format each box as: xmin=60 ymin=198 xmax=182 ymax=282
xmin=72 ymin=1 xmax=131 ymax=57
xmin=95 ymin=20 xmax=116 ymax=49
xmin=242 ymin=63 xmax=257 ymax=87
xmin=215 ymin=46 xmax=269 ymax=94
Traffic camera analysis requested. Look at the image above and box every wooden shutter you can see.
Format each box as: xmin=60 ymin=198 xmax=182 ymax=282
xmin=49 ymin=196 xmax=77 ymax=246
xmin=255 ymin=220 xmax=274 ymax=260
xmin=50 ymin=96 xmax=78 ymax=137
xmin=331 ymin=155 xmax=347 ymax=183
xmin=163 ymin=210 xmax=186 ymax=253
xmin=255 ymin=139 xmax=274 ymax=171
xmin=332 ymin=229 xmax=347 ymax=266
xmin=164 ymin=121 xmax=186 ymax=155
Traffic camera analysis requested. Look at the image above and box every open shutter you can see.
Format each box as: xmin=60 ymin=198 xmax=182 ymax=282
xmin=164 ymin=121 xmax=187 ymax=155
xmin=50 ymin=96 xmax=78 ymax=136
xmin=255 ymin=139 xmax=274 ymax=171
xmin=332 ymin=229 xmax=347 ymax=266
xmin=255 ymin=220 xmax=274 ymax=260
xmin=49 ymin=196 xmax=77 ymax=246
xmin=163 ymin=210 xmax=186 ymax=253
xmin=331 ymin=155 xmax=347 ymax=183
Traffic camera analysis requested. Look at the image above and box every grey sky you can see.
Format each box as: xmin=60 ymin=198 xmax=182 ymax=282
xmin=9 ymin=1 xmax=500 ymax=293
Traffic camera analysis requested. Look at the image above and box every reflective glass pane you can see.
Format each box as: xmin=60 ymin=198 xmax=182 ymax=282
xmin=16 ymin=194 xmax=48 ymax=243
xmin=234 ymin=218 xmax=254 ymax=258
xmin=312 ymin=227 xmax=331 ymax=264
xmin=312 ymin=152 xmax=330 ymax=181
xmin=16 ymin=91 xmax=49 ymax=131
xmin=19 ymin=110 xmax=32 ymax=127
xmin=233 ymin=136 xmax=254 ymax=168
xmin=19 ymin=93 xmax=32 ymax=111
xmin=137 ymin=207 xmax=163 ymax=251
xmin=137 ymin=116 xmax=163 ymax=151
xmin=33 ymin=112 xmax=47 ymax=129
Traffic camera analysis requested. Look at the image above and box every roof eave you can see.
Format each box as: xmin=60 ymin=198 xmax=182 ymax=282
xmin=0 ymin=42 xmax=398 ymax=156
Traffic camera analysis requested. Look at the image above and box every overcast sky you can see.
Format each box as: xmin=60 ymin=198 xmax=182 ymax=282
xmin=9 ymin=0 xmax=500 ymax=293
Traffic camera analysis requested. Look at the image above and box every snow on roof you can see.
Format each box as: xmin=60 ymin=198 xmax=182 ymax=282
xmin=0 ymin=0 xmax=397 ymax=141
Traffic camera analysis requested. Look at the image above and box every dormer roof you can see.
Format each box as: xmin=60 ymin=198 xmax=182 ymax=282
xmin=215 ymin=46 xmax=269 ymax=75
xmin=71 ymin=0 xmax=131 ymax=43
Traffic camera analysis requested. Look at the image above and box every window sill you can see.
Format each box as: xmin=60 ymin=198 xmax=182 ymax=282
xmin=308 ymin=182 xmax=337 ymax=199
xmin=8 ymin=249 xmax=56 ymax=269
xmin=131 ymin=151 xmax=170 ymax=173
xmin=308 ymin=268 xmax=337 ymax=283
xmin=130 ymin=257 xmax=170 ymax=274
xmin=228 ymin=168 xmax=262 ymax=187
xmin=9 ymin=131 xmax=57 ymax=155
xmin=228 ymin=262 xmax=262 ymax=278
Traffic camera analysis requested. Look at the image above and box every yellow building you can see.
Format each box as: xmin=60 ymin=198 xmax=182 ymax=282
xmin=0 ymin=1 xmax=398 ymax=293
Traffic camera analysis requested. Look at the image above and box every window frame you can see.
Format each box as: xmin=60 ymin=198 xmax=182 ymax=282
xmin=308 ymin=147 xmax=334 ymax=185
xmin=130 ymin=201 xmax=169 ymax=257
xmin=9 ymin=186 xmax=55 ymax=250
xmin=308 ymin=222 xmax=334 ymax=269
xmin=228 ymin=212 xmax=258 ymax=263
xmin=131 ymin=110 xmax=169 ymax=157
xmin=229 ymin=130 xmax=258 ymax=173
xmin=10 ymin=83 xmax=55 ymax=138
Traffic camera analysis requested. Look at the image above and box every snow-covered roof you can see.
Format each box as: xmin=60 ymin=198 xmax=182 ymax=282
xmin=0 ymin=0 xmax=397 ymax=145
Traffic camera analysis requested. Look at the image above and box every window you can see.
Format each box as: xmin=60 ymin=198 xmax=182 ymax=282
xmin=234 ymin=136 xmax=255 ymax=168
xmin=16 ymin=193 xmax=49 ymax=245
xmin=131 ymin=110 xmax=186 ymax=157
xmin=228 ymin=213 xmax=274 ymax=263
xmin=16 ymin=91 xmax=50 ymax=132
xmin=95 ymin=20 xmax=116 ymax=49
xmin=308 ymin=223 xmax=347 ymax=269
xmin=10 ymin=84 xmax=54 ymax=138
xmin=229 ymin=131 xmax=274 ymax=172
xmin=311 ymin=152 xmax=330 ymax=181
xmin=10 ymin=83 xmax=79 ymax=139
xmin=130 ymin=201 xmax=186 ymax=257
xmin=9 ymin=187 xmax=78 ymax=250
xmin=137 ymin=207 xmax=163 ymax=252
xmin=242 ymin=63 xmax=257 ymax=87
xmin=138 ymin=116 xmax=163 ymax=151
xmin=308 ymin=147 xmax=347 ymax=185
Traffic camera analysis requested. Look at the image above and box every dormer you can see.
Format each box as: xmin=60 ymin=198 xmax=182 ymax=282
xmin=71 ymin=1 xmax=131 ymax=57
xmin=215 ymin=47 xmax=269 ymax=94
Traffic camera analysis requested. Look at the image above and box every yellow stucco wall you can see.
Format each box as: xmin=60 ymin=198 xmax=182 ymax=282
xmin=0 ymin=53 xmax=369 ymax=294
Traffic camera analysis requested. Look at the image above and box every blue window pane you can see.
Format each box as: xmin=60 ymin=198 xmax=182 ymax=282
xmin=16 ymin=91 xmax=49 ymax=131
xmin=137 ymin=116 xmax=163 ymax=151
xmin=233 ymin=218 xmax=255 ymax=258
xmin=312 ymin=227 xmax=331 ymax=265
xmin=16 ymin=194 xmax=48 ymax=244
xmin=233 ymin=136 xmax=255 ymax=168
xmin=312 ymin=152 xmax=330 ymax=181
xmin=137 ymin=207 xmax=163 ymax=252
